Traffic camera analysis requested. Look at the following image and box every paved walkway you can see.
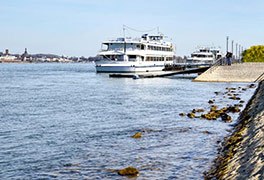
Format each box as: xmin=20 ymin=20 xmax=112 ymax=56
xmin=194 ymin=63 xmax=264 ymax=82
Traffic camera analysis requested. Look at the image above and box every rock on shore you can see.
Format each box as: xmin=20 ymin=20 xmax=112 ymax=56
xmin=205 ymin=81 xmax=264 ymax=179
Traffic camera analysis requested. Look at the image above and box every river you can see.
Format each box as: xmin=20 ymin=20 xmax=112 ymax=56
xmin=0 ymin=63 xmax=256 ymax=179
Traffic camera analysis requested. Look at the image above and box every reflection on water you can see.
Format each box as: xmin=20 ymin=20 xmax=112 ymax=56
xmin=0 ymin=63 xmax=256 ymax=179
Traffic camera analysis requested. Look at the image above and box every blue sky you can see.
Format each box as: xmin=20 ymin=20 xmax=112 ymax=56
xmin=0 ymin=0 xmax=263 ymax=57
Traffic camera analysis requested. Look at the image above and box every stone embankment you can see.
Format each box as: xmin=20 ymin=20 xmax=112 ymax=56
xmin=194 ymin=63 xmax=264 ymax=82
xmin=205 ymin=81 xmax=264 ymax=180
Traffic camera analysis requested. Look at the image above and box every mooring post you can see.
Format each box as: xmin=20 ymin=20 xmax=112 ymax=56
xmin=236 ymin=43 xmax=238 ymax=60
xmin=239 ymin=45 xmax=241 ymax=60
xmin=226 ymin=36 xmax=229 ymax=53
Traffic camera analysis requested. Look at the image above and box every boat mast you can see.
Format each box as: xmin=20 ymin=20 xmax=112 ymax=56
xmin=123 ymin=25 xmax=126 ymax=54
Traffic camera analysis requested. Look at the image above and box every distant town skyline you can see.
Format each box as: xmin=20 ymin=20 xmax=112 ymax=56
xmin=1 ymin=0 xmax=263 ymax=57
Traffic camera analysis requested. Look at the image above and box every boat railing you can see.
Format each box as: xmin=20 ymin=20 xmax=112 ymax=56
xmin=207 ymin=56 xmax=244 ymax=74
xmin=206 ymin=57 xmax=225 ymax=73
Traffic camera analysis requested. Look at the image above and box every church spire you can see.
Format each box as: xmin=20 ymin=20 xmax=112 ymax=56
xmin=21 ymin=48 xmax=29 ymax=61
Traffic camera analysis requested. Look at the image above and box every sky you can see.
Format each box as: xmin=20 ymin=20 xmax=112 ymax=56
xmin=0 ymin=0 xmax=263 ymax=57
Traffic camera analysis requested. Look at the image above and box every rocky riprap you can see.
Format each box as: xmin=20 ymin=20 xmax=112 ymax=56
xmin=204 ymin=81 xmax=264 ymax=180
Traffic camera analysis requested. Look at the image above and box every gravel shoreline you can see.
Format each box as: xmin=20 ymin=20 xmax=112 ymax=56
xmin=205 ymin=81 xmax=264 ymax=180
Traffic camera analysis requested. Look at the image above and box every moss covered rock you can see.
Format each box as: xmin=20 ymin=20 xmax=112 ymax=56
xmin=229 ymin=96 xmax=241 ymax=100
xmin=192 ymin=108 xmax=205 ymax=113
xmin=201 ymin=112 xmax=219 ymax=120
xmin=187 ymin=112 xmax=196 ymax=118
xmin=179 ymin=113 xmax=186 ymax=116
xmin=118 ymin=166 xmax=139 ymax=176
xmin=221 ymin=113 xmax=232 ymax=123
xmin=208 ymin=100 xmax=214 ymax=104
xmin=228 ymin=106 xmax=241 ymax=113
xmin=248 ymin=84 xmax=256 ymax=88
xmin=210 ymin=105 xmax=218 ymax=112
xmin=131 ymin=132 xmax=142 ymax=139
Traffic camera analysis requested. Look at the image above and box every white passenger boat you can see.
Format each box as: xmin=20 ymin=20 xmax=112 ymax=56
xmin=186 ymin=47 xmax=223 ymax=65
xmin=95 ymin=33 xmax=175 ymax=73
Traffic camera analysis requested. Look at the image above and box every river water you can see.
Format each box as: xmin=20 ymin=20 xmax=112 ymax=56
xmin=0 ymin=63 xmax=256 ymax=179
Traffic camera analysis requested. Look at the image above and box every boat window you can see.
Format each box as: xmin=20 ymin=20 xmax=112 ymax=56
xmin=116 ymin=55 xmax=124 ymax=61
xmin=129 ymin=55 xmax=137 ymax=59
xmin=145 ymin=56 xmax=172 ymax=61
xmin=101 ymin=44 xmax=108 ymax=51
xmin=141 ymin=34 xmax=148 ymax=40
xmin=104 ymin=55 xmax=111 ymax=60
xmin=146 ymin=45 xmax=173 ymax=52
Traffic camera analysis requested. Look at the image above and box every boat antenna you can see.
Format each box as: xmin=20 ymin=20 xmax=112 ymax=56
xmin=123 ymin=24 xmax=126 ymax=38
xmin=123 ymin=25 xmax=156 ymax=33
xmin=123 ymin=25 xmax=126 ymax=54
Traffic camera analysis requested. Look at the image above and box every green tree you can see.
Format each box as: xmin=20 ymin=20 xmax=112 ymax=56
xmin=242 ymin=45 xmax=264 ymax=62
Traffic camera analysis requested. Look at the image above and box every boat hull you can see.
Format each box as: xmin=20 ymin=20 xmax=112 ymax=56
xmin=95 ymin=61 xmax=170 ymax=73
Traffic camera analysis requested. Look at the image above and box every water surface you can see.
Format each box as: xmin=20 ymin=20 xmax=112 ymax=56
xmin=0 ymin=63 xmax=256 ymax=179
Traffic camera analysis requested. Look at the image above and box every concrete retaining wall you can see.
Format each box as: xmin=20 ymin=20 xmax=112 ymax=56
xmin=194 ymin=63 xmax=264 ymax=82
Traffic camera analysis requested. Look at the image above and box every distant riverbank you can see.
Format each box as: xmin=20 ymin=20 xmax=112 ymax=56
xmin=0 ymin=60 xmax=92 ymax=63
xmin=205 ymin=81 xmax=264 ymax=179
xmin=0 ymin=59 xmax=74 ymax=63
xmin=0 ymin=59 xmax=29 ymax=63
